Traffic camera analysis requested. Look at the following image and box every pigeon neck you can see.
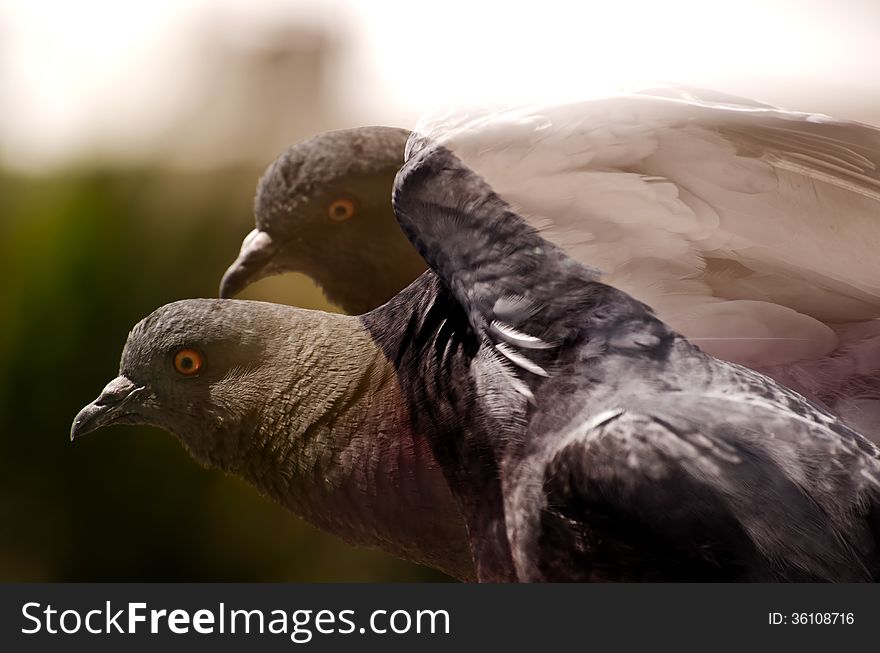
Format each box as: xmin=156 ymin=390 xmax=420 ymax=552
xmin=314 ymin=235 xmax=428 ymax=315
xmin=240 ymin=310 xmax=474 ymax=580
xmin=361 ymin=273 xmax=521 ymax=581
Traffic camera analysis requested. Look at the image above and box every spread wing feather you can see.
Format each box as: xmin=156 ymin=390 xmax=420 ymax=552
xmin=408 ymin=87 xmax=880 ymax=372
xmin=393 ymin=134 xmax=880 ymax=581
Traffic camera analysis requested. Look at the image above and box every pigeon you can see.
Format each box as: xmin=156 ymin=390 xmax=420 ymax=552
xmin=220 ymin=87 xmax=880 ymax=438
xmin=73 ymin=135 xmax=880 ymax=581
xmin=390 ymin=137 xmax=880 ymax=581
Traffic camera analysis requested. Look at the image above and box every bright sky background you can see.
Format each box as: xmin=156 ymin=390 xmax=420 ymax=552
xmin=1 ymin=0 xmax=879 ymax=169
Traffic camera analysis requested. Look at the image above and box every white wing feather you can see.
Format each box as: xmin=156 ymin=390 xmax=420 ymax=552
xmin=410 ymin=86 xmax=880 ymax=434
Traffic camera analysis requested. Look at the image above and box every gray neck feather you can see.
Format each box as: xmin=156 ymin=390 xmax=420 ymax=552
xmin=224 ymin=310 xmax=473 ymax=580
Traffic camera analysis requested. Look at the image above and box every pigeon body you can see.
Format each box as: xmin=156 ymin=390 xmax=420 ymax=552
xmin=221 ymin=88 xmax=880 ymax=438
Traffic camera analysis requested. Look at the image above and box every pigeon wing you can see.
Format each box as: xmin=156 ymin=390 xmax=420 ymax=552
xmin=393 ymin=140 xmax=627 ymax=399
xmin=409 ymin=88 xmax=880 ymax=371
xmin=509 ymin=388 xmax=880 ymax=582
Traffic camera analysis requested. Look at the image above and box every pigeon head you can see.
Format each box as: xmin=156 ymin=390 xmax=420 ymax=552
xmin=220 ymin=126 xmax=427 ymax=314
xmin=70 ymin=299 xmax=290 ymax=468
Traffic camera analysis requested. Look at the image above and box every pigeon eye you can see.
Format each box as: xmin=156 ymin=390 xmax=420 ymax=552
xmin=328 ymin=198 xmax=356 ymax=222
xmin=173 ymin=348 xmax=203 ymax=376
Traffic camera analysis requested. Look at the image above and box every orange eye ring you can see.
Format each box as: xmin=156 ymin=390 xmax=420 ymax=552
xmin=328 ymin=198 xmax=356 ymax=222
xmin=173 ymin=348 xmax=203 ymax=376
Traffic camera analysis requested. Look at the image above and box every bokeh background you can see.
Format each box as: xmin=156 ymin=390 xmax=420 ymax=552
xmin=1 ymin=0 xmax=879 ymax=581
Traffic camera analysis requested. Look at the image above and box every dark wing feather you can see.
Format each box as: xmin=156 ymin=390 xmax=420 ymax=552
xmin=393 ymin=141 xmax=598 ymax=342
xmin=393 ymin=142 xmax=667 ymax=398
xmin=509 ymin=392 xmax=880 ymax=582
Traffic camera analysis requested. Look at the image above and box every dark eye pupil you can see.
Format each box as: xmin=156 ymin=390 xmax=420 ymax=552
xmin=334 ymin=205 xmax=348 ymax=217
xmin=180 ymin=357 xmax=193 ymax=370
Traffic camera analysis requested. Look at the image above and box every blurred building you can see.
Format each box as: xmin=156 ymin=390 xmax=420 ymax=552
xmin=161 ymin=23 xmax=344 ymax=167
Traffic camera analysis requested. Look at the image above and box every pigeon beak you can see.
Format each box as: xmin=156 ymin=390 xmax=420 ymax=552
xmin=219 ymin=229 xmax=279 ymax=298
xmin=70 ymin=376 xmax=145 ymax=442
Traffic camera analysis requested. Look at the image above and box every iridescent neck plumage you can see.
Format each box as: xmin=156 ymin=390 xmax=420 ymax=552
xmin=228 ymin=309 xmax=473 ymax=579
